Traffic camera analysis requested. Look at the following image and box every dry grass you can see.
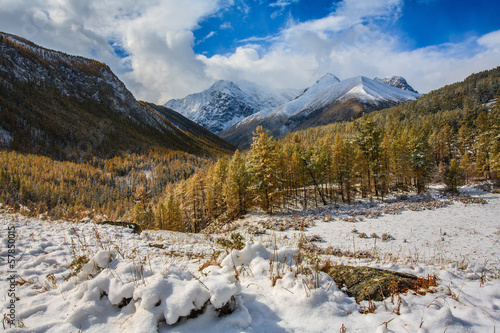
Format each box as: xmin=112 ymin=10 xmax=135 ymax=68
xmin=359 ymin=300 xmax=376 ymax=314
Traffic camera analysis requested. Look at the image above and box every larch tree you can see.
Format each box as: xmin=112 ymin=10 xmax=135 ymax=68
xmin=331 ymin=133 xmax=355 ymax=203
xmin=247 ymin=126 xmax=280 ymax=214
xmin=459 ymin=153 xmax=475 ymax=184
xmin=164 ymin=193 xmax=183 ymax=231
xmin=224 ymin=150 xmax=248 ymax=219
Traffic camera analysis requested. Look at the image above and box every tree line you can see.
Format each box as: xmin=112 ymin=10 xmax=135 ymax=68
xmin=0 ymin=149 xmax=213 ymax=220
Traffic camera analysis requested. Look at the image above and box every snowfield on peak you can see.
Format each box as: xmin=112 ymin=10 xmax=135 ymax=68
xmin=245 ymin=75 xmax=420 ymax=122
xmin=1 ymin=185 xmax=499 ymax=332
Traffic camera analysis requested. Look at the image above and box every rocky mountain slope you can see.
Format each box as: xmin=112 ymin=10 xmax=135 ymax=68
xmin=374 ymin=76 xmax=419 ymax=93
xmin=219 ymin=74 xmax=420 ymax=147
xmin=164 ymin=80 xmax=300 ymax=133
xmin=0 ymin=32 xmax=234 ymax=158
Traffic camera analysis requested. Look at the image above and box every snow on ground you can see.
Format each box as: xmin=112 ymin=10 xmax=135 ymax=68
xmin=1 ymin=186 xmax=499 ymax=332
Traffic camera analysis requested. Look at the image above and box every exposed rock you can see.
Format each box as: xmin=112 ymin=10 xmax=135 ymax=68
xmin=98 ymin=221 xmax=142 ymax=234
xmin=374 ymin=76 xmax=419 ymax=93
xmin=326 ymin=265 xmax=431 ymax=303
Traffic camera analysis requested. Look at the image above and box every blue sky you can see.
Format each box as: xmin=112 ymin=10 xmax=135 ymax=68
xmin=193 ymin=0 xmax=337 ymax=57
xmin=193 ymin=0 xmax=500 ymax=56
xmin=0 ymin=0 xmax=499 ymax=103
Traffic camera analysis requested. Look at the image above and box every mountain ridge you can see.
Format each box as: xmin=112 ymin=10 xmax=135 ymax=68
xmin=164 ymin=79 xmax=301 ymax=133
xmin=218 ymin=75 xmax=420 ymax=147
xmin=0 ymin=32 xmax=235 ymax=159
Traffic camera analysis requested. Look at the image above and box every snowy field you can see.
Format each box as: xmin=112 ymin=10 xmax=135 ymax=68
xmin=1 ymin=186 xmax=499 ymax=332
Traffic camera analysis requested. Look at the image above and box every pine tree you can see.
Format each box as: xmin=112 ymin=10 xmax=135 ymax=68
xmin=445 ymin=158 xmax=465 ymax=193
xmin=355 ymin=118 xmax=384 ymax=199
xmin=408 ymin=129 xmax=433 ymax=193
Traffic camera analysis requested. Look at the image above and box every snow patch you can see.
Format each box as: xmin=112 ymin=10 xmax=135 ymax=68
xmin=0 ymin=126 xmax=13 ymax=146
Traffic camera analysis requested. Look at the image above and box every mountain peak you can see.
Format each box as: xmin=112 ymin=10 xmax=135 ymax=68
xmin=210 ymin=80 xmax=239 ymax=92
xmin=316 ymin=73 xmax=341 ymax=84
xmin=374 ymin=76 xmax=418 ymax=93
xmin=219 ymin=74 xmax=421 ymax=147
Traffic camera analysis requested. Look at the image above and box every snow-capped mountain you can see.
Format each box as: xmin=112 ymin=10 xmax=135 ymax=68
xmin=164 ymin=80 xmax=300 ymax=133
xmin=219 ymin=74 xmax=420 ymax=147
xmin=374 ymin=76 xmax=419 ymax=93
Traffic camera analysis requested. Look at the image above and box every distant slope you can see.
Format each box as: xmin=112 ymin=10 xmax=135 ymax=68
xmin=164 ymin=80 xmax=300 ymax=133
xmin=219 ymin=74 xmax=420 ymax=148
xmin=0 ymin=32 xmax=234 ymax=159
xmin=141 ymin=102 xmax=236 ymax=154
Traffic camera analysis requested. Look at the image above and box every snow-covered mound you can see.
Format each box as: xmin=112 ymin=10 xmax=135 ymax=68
xmin=164 ymin=80 xmax=300 ymax=133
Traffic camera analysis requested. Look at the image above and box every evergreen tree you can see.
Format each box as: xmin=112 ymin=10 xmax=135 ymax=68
xmin=355 ymin=118 xmax=384 ymax=199
xmin=408 ymin=129 xmax=433 ymax=193
xmin=445 ymin=158 xmax=465 ymax=193
xmin=474 ymin=112 xmax=492 ymax=178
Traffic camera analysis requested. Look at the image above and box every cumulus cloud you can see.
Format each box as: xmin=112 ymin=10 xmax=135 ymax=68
xmin=0 ymin=0 xmax=223 ymax=102
xmin=0 ymin=0 xmax=499 ymax=102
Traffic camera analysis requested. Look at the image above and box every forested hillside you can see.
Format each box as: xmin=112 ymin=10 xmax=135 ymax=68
xmin=146 ymin=67 xmax=500 ymax=233
xmin=0 ymin=149 xmax=216 ymax=220
xmin=0 ymin=32 xmax=234 ymax=222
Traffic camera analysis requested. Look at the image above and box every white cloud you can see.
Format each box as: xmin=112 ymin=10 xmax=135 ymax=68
xmin=220 ymin=22 xmax=233 ymax=30
xmin=478 ymin=30 xmax=500 ymax=49
xmin=269 ymin=0 xmax=299 ymax=19
xmin=0 ymin=0 xmax=226 ymax=102
xmin=269 ymin=0 xmax=298 ymax=8
xmin=0 ymin=0 xmax=498 ymax=103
